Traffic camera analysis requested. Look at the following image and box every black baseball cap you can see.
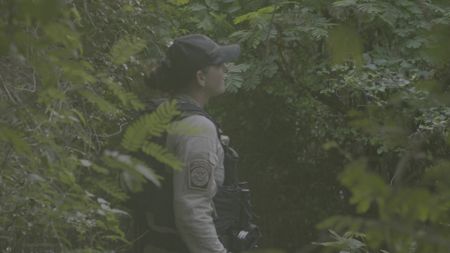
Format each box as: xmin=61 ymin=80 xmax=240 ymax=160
xmin=167 ymin=34 xmax=240 ymax=72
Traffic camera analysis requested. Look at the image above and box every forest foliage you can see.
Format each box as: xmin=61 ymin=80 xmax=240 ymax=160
xmin=0 ymin=0 xmax=449 ymax=252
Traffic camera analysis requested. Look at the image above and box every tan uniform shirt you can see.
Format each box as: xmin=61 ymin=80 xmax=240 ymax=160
xmin=166 ymin=108 xmax=226 ymax=253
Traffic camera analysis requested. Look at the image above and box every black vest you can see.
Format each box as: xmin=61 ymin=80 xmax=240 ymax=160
xmin=125 ymin=98 xmax=258 ymax=253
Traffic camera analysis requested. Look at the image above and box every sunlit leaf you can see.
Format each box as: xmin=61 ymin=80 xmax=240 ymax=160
xmin=327 ymin=25 xmax=363 ymax=67
xmin=169 ymin=0 xmax=190 ymax=6
xmin=233 ymin=6 xmax=275 ymax=24
xmin=110 ymin=36 xmax=146 ymax=65
xmin=0 ymin=126 xmax=32 ymax=155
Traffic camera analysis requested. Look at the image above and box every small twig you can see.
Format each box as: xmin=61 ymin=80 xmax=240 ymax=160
xmin=390 ymin=137 xmax=423 ymax=186
xmin=50 ymin=221 xmax=64 ymax=252
xmin=265 ymin=4 xmax=278 ymax=56
xmin=83 ymin=0 xmax=97 ymax=29
xmin=47 ymin=106 xmax=55 ymax=123
xmin=0 ymin=75 xmax=18 ymax=104
xmin=1 ymin=146 xmax=13 ymax=170
xmin=389 ymin=151 xmax=411 ymax=185
xmin=91 ymin=127 xmax=103 ymax=153
xmin=115 ymin=230 xmax=149 ymax=251
xmin=22 ymin=243 xmax=58 ymax=250
xmin=12 ymin=69 xmax=37 ymax=92
xmin=97 ymin=123 xmax=128 ymax=138
xmin=31 ymin=69 xmax=37 ymax=92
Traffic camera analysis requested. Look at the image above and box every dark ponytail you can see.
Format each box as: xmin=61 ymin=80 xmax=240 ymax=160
xmin=146 ymin=58 xmax=198 ymax=94
xmin=146 ymin=60 xmax=175 ymax=93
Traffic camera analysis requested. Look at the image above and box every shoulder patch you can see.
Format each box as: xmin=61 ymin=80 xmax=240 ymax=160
xmin=188 ymin=159 xmax=212 ymax=190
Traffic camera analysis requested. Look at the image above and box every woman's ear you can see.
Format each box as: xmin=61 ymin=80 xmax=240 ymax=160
xmin=196 ymin=69 xmax=206 ymax=87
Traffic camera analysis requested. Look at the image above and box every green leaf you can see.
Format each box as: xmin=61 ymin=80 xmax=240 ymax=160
xmin=197 ymin=15 xmax=214 ymax=31
xmin=0 ymin=34 xmax=9 ymax=56
xmin=122 ymin=100 xmax=180 ymax=152
xmin=205 ymin=0 xmax=219 ymax=11
xmin=103 ymin=150 xmax=161 ymax=188
xmin=99 ymin=75 xmax=145 ymax=110
xmin=233 ymin=6 xmax=275 ymax=25
xmin=110 ymin=36 xmax=146 ymax=65
xmin=37 ymin=87 xmax=66 ymax=104
xmin=0 ymin=126 xmax=32 ymax=155
xmin=313 ymin=230 xmax=366 ymax=251
xmin=340 ymin=159 xmax=390 ymax=213
xmin=71 ymin=109 xmax=87 ymax=126
xmin=225 ymin=63 xmax=250 ymax=92
xmin=70 ymin=6 xmax=82 ymax=25
xmin=405 ymin=38 xmax=425 ymax=49
xmin=169 ymin=0 xmax=190 ymax=6
xmin=18 ymin=0 xmax=63 ymax=23
xmin=60 ymin=60 xmax=95 ymax=84
xmin=78 ymin=90 xmax=119 ymax=115
xmin=141 ymin=142 xmax=183 ymax=170
xmin=43 ymin=23 xmax=81 ymax=50
xmin=327 ymin=25 xmax=364 ymax=67
xmin=333 ymin=0 xmax=357 ymax=7
xmin=91 ymin=164 xmax=110 ymax=175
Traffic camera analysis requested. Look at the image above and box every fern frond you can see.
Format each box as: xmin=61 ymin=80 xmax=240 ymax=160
xmin=95 ymin=177 xmax=128 ymax=202
xmin=110 ymin=36 xmax=146 ymax=65
xmin=121 ymin=100 xmax=180 ymax=151
xmin=0 ymin=125 xmax=32 ymax=155
xmin=100 ymin=76 xmax=145 ymax=110
xmin=103 ymin=150 xmax=161 ymax=188
xmin=333 ymin=0 xmax=357 ymax=8
xmin=79 ymin=90 xmax=119 ymax=115
xmin=233 ymin=5 xmax=276 ymax=25
xmin=357 ymin=3 xmax=381 ymax=15
xmin=141 ymin=142 xmax=183 ymax=170
xmin=167 ymin=120 xmax=203 ymax=136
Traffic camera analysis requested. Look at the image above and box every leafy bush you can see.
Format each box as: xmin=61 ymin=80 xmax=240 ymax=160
xmin=1 ymin=0 xmax=449 ymax=252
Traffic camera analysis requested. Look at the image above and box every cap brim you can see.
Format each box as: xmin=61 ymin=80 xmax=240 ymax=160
xmin=212 ymin=44 xmax=240 ymax=64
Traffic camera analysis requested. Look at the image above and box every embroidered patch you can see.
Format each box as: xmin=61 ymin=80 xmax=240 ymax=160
xmin=188 ymin=160 xmax=212 ymax=190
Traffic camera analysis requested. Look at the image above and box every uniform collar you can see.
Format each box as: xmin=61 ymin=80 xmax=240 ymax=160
xmin=174 ymin=94 xmax=203 ymax=109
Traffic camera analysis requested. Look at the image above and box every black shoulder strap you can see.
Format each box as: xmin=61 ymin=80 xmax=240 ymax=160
xmin=149 ymin=98 xmax=223 ymax=138
xmin=176 ymin=101 xmax=221 ymax=132
xmin=149 ymin=98 xmax=237 ymax=185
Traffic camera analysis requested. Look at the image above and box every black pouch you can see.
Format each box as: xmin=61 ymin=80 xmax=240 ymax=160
xmin=214 ymin=183 xmax=261 ymax=252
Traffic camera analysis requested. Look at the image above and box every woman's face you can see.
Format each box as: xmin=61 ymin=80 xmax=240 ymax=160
xmin=202 ymin=63 xmax=227 ymax=97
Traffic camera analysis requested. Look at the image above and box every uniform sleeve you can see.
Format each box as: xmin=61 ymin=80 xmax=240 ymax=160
xmin=169 ymin=115 xmax=227 ymax=253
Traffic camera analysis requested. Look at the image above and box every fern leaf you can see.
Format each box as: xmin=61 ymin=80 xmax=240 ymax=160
xmin=79 ymin=90 xmax=119 ymax=115
xmin=110 ymin=36 xmax=146 ymax=65
xmin=0 ymin=125 xmax=32 ymax=155
xmin=141 ymin=142 xmax=183 ymax=170
xmin=122 ymin=100 xmax=180 ymax=151
xmin=103 ymin=150 xmax=161 ymax=188
xmin=95 ymin=177 xmax=128 ymax=202
xmin=333 ymin=0 xmax=357 ymax=8
xmin=100 ymin=76 xmax=145 ymax=110
xmin=121 ymin=124 xmax=147 ymax=152
xmin=233 ymin=6 xmax=275 ymax=25
xmin=357 ymin=3 xmax=381 ymax=15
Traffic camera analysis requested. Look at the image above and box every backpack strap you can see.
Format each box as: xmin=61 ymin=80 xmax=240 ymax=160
xmin=147 ymin=97 xmax=222 ymax=139
xmin=175 ymin=100 xmax=239 ymax=186
xmin=176 ymin=101 xmax=221 ymax=133
xmin=150 ymin=98 xmax=238 ymax=186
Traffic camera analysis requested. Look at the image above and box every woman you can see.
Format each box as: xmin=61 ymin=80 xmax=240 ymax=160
xmin=144 ymin=34 xmax=240 ymax=253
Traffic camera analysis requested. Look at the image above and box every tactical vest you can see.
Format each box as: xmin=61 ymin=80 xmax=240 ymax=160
xmin=124 ymin=99 xmax=260 ymax=253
